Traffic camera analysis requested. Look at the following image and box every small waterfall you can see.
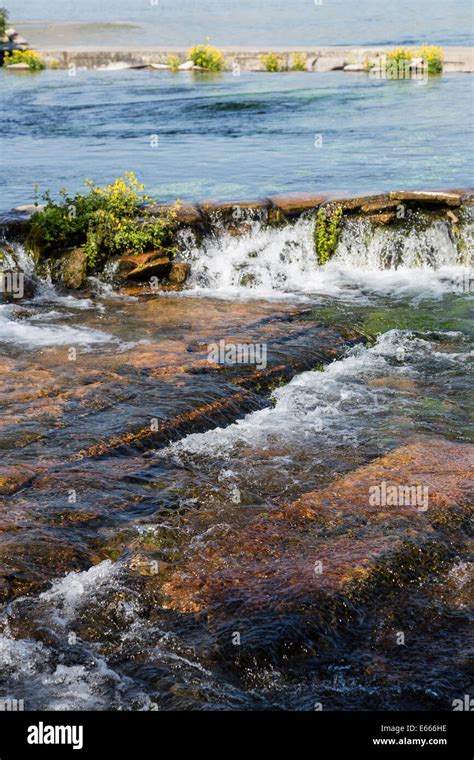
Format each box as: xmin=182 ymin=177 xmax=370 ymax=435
xmin=179 ymin=211 xmax=473 ymax=297
xmin=334 ymin=214 xmax=473 ymax=269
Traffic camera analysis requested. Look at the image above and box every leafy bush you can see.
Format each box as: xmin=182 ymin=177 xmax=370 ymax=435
xmin=167 ymin=54 xmax=180 ymax=72
xmin=386 ymin=45 xmax=443 ymax=76
xmin=419 ymin=45 xmax=444 ymax=74
xmin=28 ymin=173 xmax=176 ymax=271
xmin=314 ymin=206 xmax=343 ymax=265
xmin=291 ymin=52 xmax=307 ymax=71
xmin=3 ymin=49 xmax=46 ymax=70
xmin=261 ymin=52 xmax=281 ymax=72
xmin=0 ymin=7 xmax=8 ymax=37
xmin=188 ymin=44 xmax=224 ymax=71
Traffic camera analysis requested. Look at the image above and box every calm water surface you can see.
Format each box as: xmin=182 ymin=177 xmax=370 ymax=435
xmin=1 ymin=71 xmax=472 ymax=209
xmin=7 ymin=0 xmax=474 ymax=47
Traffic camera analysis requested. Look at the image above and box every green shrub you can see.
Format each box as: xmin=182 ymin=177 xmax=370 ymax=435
xmin=419 ymin=45 xmax=444 ymax=74
xmin=291 ymin=52 xmax=307 ymax=71
xmin=314 ymin=206 xmax=343 ymax=265
xmin=0 ymin=7 xmax=8 ymax=38
xmin=28 ymin=173 xmax=176 ymax=271
xmin=167 ymin=54 xmax=180 ymax=72
xmin=188 ymin=44 xmax=224 ymax=71
xmin=261 ymin=52 xmax=281 ymax=72
xmin=386 ymin=45 xmax=443 ymax=77
xmin=3 ymin=49 xmax=46 ymax=70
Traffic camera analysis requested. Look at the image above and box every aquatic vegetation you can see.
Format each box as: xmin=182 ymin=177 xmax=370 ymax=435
xmin=27 ymin=173 xmax=176 ymax=272
xmin=261 ymin=52 xmax=281 ymax=72
xmin=167 ymin=54 xmax=180 ymax=72
xmin=0 ymin=6 xmax=8 ymax=37
xmin=314 ymin=205 xmax=343 ymax=265
xmin=291 ymin=52 xmax=307 ymax=71
xmin=188 ymin=44 xmax=224 ymax=71
xmin=2 ymin=49 xmax=46 ymax=70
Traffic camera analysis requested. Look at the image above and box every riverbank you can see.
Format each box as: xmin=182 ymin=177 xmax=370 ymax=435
xmin=31 ymin=45 xmax=474 ymax=72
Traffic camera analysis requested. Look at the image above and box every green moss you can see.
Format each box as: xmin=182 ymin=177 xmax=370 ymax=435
xmin=314 ymin=206 xmax=343 ymax=265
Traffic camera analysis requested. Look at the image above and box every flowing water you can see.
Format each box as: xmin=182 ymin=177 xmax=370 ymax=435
xmin=0 ymin=214 xmax=472 ymax=710
xmin=1 ymin=70 xmax=472 ymax=208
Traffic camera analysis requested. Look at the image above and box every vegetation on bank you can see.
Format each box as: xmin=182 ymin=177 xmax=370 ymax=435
xmin=383 ymin=45 xmax=444 ymax=74
xmin=167 ymin=54 xmax=180 ymax=72
xmin=2 ymin=49 xmax=45 ymax=70
xmin=261 ymin=52 xmax=282 ymax=72
xmin=314 ymin=206 xmax=343 ymax=265
xmin=28 ymin=173 xmax=177 ymax=272
xmin=291 ymin=52 xmax=308 ymax=71
xmin=0 ymin=7 xmax=8 ymax=37
xmin=188 ymin=44 xmax=224 ymax=71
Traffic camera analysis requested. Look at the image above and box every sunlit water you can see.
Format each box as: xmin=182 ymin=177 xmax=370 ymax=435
xmin=1 ymin=71 xmax=473 ymax=209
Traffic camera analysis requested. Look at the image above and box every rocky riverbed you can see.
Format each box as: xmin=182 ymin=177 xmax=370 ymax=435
xmin=0 ymin=187 xmax=472 ymax=710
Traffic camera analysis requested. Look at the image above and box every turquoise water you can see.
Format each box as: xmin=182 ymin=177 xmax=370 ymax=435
xmin=1 ymin=70 xmax=472 ymax=209
xmin=7 ymin=0 xmax=474 ymax=47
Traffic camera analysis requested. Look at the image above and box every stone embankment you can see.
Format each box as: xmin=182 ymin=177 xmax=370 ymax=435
xmin=33 ymin=45 xmax=474 ymax=72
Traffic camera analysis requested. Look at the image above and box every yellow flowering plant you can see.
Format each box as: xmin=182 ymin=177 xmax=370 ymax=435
xmin=27 ymin=173 xmax=176 ymax=271
xmin=188 ymin=44 xmax=224 ymax=71
xmin=3 ymin=49 xmax=46 ymax=70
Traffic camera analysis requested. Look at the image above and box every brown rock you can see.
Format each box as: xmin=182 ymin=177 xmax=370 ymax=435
xmin=118 ymin=250 xmax=169 ymax=273
xmin=268 ymin=192 xmax=330 ymax=220
xmin=168 ymin=261 xmax=190 ymax=284
xmin=361 ymin=198 xmax=401 ymax=213
xmin=124 ymin=256 xmax=171 ymax=281
xmin=368 ymin=212 xmax=398 ymax=225
xmin=389 ymin=190 xmax=462 ymax=207
xmin=199 ymin=199 xmax=270 ymax=226
xmin=59 ymin=247 xmax=87 ymax=289
xmin=146 ymin=202 xmax=202 ymax=226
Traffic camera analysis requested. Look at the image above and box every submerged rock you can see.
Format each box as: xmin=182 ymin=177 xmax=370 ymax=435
xmin=161 ymin=439 xmax=473 ymax=617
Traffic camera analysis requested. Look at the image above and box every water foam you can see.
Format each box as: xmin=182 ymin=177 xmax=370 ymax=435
xmin=180 ymin=216 xmax=473 ymax=301
xmin=161 ymin=329 xmax=462 ymax=460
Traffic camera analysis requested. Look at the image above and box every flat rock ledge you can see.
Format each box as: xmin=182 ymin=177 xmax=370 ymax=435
xmin=35 ymin=46 xmax=474 ymax=73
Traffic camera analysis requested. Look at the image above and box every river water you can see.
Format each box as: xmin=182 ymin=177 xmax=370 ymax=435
xmin=1 ymin=0 xmax=473 ymax=712
xmin=0 ymin=216 xmax=472 ymax=710
xmin=7 ymin=0 xmax=474 ymax=47
xmin=1 ymin=70 xmax=472 ymax=209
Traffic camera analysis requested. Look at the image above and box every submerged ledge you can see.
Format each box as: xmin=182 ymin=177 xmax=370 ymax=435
xmin=31 ymin=45 xmax=474 ymax=72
